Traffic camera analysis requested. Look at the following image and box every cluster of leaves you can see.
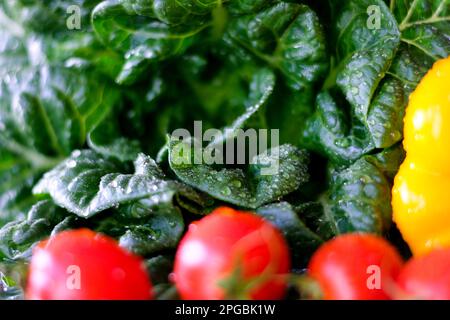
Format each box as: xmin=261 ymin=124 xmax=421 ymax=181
xmin=0 ymin=0 xmax=448 ymax=298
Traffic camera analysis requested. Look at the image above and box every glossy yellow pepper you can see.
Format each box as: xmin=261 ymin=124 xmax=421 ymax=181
xmin=392 ymin=56 xmax=450 ymax=256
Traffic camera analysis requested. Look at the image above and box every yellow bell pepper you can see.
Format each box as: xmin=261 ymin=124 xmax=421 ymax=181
xmin=392 ymin=56 xmax=450 ymax=256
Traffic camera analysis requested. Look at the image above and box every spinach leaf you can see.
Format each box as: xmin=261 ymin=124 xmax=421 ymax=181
xmin=88 ymin=113 xmax=142 ymax=162
xmin=302 ymin=0 xmax=441 ymax=165
xmin=0 ymin=0 xmax=99 ymax=34
xmin=395 ymin=0 xmax=450 ymax=62
xmin=332 ymin=0 xmax=400 ymax=120
xmin=169 ymin=140 xmax=309 ymax=209
xmin=227 ymin=2 xmax=328 ymax=90
xmin=317 ymin=155 xmax=394 ymax=235
xmin=0 ymin=271 xmax=24 ymax=300
xmin=0 ymin=200 xmax=72 ymax=261
xmin=0 ymin=31 xmax=120 ymax=223
xmin=92 ymin=0 xmax=208 ymax=84
xmin=266 ymin=85 xmax=315 ymax=146
xmin=33 ymin=150 xmax=210 ymax=217
xmin=0 ymin=148 xmax=41 ymax=225
xmin=302 ymin=90 xmax=374 ymax=165
xmin=145 ymin=255 xmax=174 ymax=285
xmin=94 ymin=203 xmax=184 ymax=256
xmin=257 ymin=202 xmax=323 ymax=266
xmin=207 ymin=67 xmax=276 ymax=146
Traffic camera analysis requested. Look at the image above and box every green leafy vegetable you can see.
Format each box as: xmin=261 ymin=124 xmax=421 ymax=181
xmin=0 ymin=0 xmax=449 ymax=300
xmin=0 ymin=200 xmax=72 ymax=261
xmin=95 ymin=203 xmax=185 ymax=256
xmin=33 ymin=151 xmax=208 ymax=218
xmin=257 ymin=202 xmax=323 ymax=266
xmin=227 ymin=2 xmax=328 ymax=90
xmin=169 ymin=140 xmax=309 ymax=209
xmin=92 ymin=0 xmax=208 ymax=84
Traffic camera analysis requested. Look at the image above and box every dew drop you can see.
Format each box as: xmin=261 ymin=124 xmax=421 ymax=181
xmin=66 ymin=160 xmax=77 ymax=168
xmin=386 ymin=86 xmax=395 ymax=93
xmin=231 ymin=180 xmax=242 ymax=188
xmin=360 ymin=175 xmax=371 ymax=184
xmin=390 ymin=130 xmax=401 ymax=141
xmin=72 ymin=150 xmax=81 ymax=158
xmin=221 ymin=186 xmax=232 ymax=196
xmin=334 ymin=138 xmax=350 ymax=148
xmin=168 ymin=221 xmax=177 ymax=228
xmin=364 ymin=184 xmax=378 ymax=198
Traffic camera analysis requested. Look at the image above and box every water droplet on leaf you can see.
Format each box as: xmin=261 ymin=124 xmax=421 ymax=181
xmin=66 ymin=160 xmax=77 ymax=168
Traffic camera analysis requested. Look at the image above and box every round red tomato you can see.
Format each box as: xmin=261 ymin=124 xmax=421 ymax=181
xmin=308 ymin=233 xmax=403 ymax=300
xmin=173 ymin=207 xmax=291 ymax=300
xmin=396 ymin=248 xmax=450 ymax=299
xmin=26 ymin=229 xmax=153 ymax=300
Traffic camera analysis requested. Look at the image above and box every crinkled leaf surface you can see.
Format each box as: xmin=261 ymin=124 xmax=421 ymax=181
xmin=92 ymin=0 xmax=208 ymax=84
xmin=33 ymin=150 xmax=208 ymax=217
xmin=228 ymin=2 xmax=328 ymax=90
xmin=0 ymin=31 xmax=119 ymax=223
xmin=169 ymin=140 xmax=309 ymax=209
xmin=0 ymin=200 xmax=72 ymax=261
xmin=302 ymin=0 xmax=447 ymax=165
xmin=257 ymin=202 xmax=323 ymax=266
xmin=317 ymin=155 xmax=394 ymax=235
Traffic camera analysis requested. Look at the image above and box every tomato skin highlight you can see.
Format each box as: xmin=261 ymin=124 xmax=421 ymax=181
xmin=26 ymin=229 xmax=153 ymax=300
xmin=173 ymin=207 xmax=291 ymax=300
xmin=308 ymin=233 xmax=403 ymax=300
xmin=396 ymin=249 xmax=450 ymax=300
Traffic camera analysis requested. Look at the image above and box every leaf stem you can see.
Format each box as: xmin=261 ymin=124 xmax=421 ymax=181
xmin=0 ymin=9 xmax=25 ymax=37
xmin=390 ymin=0 xmax=396 ymax=12
xmin=432 ymin=0 xmax=447 ymax=18
xmin=399 ymin=0 xmax=419 ymax=30
xmin=400 ymin=37 xmax=439 ymax=60
xmin=400 ymin=15 xmax=450 ymax=30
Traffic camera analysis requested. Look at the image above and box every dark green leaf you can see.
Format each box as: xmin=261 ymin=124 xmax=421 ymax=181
xmin=145 ymin=254 xmax=174 ymax=285
xmin=33 ymin=151 xmax=208 ymax=217
xmin=395 ymin=0 xmax=450 ymax=61
xmin=0 ymin=200 xmax=71 ymax=261
xmin=318 ymin=156 xmax=393 ymax=235
xmin=257 ymin=202 xmax=323 ymax=266
xmin=169 ymin=140 xmax=309 ymax=209
xmin=302 ymin=91 xmax=374 ymax=165
xmin=228 ymin=2 xmax=328 ymax=90
xmin=88 ymin=113 xmax=142 ymax=162
xmin=0 ymin=271 xmax=24 ymax=300
xmin=92 ymin=0 xmax=208 ymax=84
xmin=118 ymin=205 xmax=184 ymax=256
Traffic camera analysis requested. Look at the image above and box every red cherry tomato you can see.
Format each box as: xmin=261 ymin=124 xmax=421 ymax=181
xmin=26 ymin=229 xmax=153 ymax=300
xmin=308 ymin=233 xmax=403 ymax=300
xmin=396 ymin=248 xmax=450 ymax=299
xmin=173 ymin=207 xmax=291 ymax=300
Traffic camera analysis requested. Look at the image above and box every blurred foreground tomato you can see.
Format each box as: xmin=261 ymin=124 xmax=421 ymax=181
xmin=26 ymin=229 xmax=153 ymax=300
xmin=173 ymin=207 xmax=290 ymax=299
xmin=396 ymin=248 xmax=450 ymax=299
xmin=308 ymin=233 xmax=403 ymax=300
